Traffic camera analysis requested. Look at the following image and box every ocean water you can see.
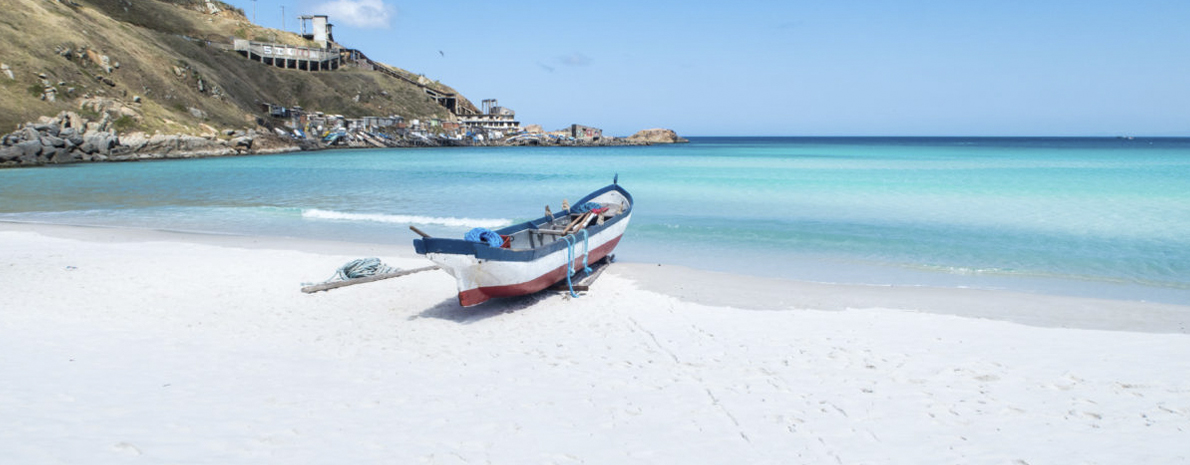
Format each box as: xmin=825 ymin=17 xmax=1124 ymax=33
xmin=2 ymin=137 xmax=1189 ymax=304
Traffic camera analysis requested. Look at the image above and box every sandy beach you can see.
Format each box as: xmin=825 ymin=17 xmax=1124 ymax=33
xmin=2 ymin=222 xmax=1189 ymax=463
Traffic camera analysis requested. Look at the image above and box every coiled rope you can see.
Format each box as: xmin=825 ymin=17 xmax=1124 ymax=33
xmin=465 ymin=227 xmax=504 ymax=248
xmin=330 ymin=257 xmax=400 ymax=282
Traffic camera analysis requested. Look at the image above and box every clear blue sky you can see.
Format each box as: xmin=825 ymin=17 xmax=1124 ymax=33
xmin=226 ymin=0 xmax=1189 ymax=136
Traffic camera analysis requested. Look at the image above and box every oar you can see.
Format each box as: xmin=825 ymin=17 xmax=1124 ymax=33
xmin=561 ymin=213 xmax=586 ymax=234
xmin=410 ymin=225 xmax=432 ymax=238
xmin=563 ymin=212 xmax=594 ymax=235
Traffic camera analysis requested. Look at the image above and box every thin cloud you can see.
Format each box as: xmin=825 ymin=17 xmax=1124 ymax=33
xmin=558 ymin=52 xmax=591 ymax=67
xmin=312 ymin=0 xmax=395 ymax=28
xmin=538 ymin=52 xmax=589 ymax=72
xmin=776 ymin=20 xmax=803 ymax=30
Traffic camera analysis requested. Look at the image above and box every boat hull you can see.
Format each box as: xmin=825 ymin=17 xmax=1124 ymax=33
xmin=415 ymin=184 xmax=632 ymax=306
xmin=430 ymin=219 xmax=627 ymax=306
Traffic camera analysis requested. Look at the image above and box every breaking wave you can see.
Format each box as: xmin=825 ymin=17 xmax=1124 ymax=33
xmin=301 ymin=209 xmax=512 ymax=229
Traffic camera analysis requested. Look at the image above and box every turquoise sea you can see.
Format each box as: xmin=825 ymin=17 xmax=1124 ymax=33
xmin=2 ymin=137 xmax=1189 ymax=304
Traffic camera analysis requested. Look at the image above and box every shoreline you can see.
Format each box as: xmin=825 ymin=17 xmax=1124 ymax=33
xmin=0 ymin=132 xmax=671 ymax=168
xmin=6 ymin=220 xmax=1187 ymax=334
xmin=0 ymin=110 xmax=686 ymax=168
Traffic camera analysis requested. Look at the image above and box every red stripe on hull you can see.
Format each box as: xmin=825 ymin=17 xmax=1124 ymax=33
xmin=457 ymin=235 xmax=622 ymax=306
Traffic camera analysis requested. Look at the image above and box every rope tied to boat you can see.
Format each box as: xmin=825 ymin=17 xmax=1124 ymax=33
xmin=563 ymin=235 xmax=579 ymax=298
xmin=561 ymin=230 xmax=594 ymax=298
xmin=579 ymin=229 xmax=593 ymax=274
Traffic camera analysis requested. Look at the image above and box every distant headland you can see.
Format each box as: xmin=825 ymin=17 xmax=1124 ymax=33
xmin=0 ymin=0 xmax=684 ymax=168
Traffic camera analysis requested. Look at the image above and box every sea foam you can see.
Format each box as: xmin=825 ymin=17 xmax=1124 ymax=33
xmin=301 ymin=209 xmax=511 ymax=229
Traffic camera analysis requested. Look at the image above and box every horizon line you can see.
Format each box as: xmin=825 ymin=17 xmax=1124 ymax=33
xmin=676 ymin=135 xmax=1190 ymax=139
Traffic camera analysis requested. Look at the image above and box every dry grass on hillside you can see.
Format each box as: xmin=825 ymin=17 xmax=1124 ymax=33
xmin=0 ymin=0 xmax=456 ymax=134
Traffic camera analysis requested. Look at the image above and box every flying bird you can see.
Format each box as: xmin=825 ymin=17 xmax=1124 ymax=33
xmin=438 ymin=50 xmax=444 ymax=57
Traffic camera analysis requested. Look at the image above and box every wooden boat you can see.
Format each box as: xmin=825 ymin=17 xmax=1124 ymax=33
xmin=414 ymin=181 xmax=633 ymax=306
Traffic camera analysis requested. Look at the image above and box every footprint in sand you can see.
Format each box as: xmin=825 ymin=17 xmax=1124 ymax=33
xmin=111 ymin=442 xmax=141 ymax=456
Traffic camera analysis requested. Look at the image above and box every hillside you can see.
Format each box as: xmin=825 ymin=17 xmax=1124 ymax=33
xmin=0 ymin=0 xmax=470 ymax=152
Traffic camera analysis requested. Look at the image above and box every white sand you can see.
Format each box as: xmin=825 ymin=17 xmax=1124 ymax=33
xmin=2 ymin=223 xmax=1189 ymax=463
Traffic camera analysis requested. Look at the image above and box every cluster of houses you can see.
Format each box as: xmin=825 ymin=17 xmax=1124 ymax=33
xmin=260 ymin=100 xmax=519 ymax=147
xmin=260 ymin=101 xmax=606 ymax=148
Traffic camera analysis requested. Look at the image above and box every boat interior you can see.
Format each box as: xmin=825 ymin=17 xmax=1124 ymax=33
xmin=503 ymin=197 xmax=627 ymax=251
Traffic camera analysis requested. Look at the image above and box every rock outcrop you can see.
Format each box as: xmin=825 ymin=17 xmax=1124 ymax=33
xmin=626 ymin=128 xmax=689 ymax=144
xmin=116 ymin=132 xmax=239 ymax=159
xmin=0 ymin=109 xmax=277 ymax=167
xmin=0 ymin=112 xmax=118 ymax=165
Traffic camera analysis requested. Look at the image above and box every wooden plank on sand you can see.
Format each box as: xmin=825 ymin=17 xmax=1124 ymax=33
xmin=549 ymin=256 xmax=612 ymax=292
xmin=301 ymin=265 xmax=440 ymax=294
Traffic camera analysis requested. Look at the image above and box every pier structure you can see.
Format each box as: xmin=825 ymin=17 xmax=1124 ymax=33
xmin=233 ymin=40 xmax=342 ymax=71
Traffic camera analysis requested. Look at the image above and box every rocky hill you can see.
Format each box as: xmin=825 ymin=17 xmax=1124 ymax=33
xmin=627 ymin=128 xmax=689 ymax=144
xmin=0 ymin=0 xmax=475 ymax=165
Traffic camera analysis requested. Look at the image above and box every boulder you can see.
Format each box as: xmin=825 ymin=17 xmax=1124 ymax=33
xmin=45 ymin=145 xmax=78 ymax=164
xmin=80 ymin=131 xmax=118 ymax=154
xmin=60 ymin=127 xmax=84 ymax=147
xmin=40 ymin=135 xmax=67 ymax=148
xmin=19 ymin=126 xmax=41 ymax=142
xmin=15 ymin=140 xmax=43 ymax=163
xmin=626 ymin=128 xmax=688 ymax=144
xmin=0 ymin=145 xmax=19 ymax=162
xmin=179 ymin=134 xmax=212 ymax=151
xmin=33 ymin=123 xmax=58 ymax=136
xmin=231 ymin=136 xmax=253 ymax=151
xmin=113 ymin=132 xmax=153 ymax=153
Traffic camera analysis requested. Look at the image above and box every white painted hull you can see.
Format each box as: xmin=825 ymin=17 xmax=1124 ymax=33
xmin=415 ymin=184 xmax=633 ymax=306
xmin=427 ymin=213 xmax=630 ymax=306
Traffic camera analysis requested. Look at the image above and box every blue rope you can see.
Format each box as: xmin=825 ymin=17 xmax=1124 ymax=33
xmin=571 ymin=202 xmax=603 ymax=214
xmin=559 ymin=231 xmax=595 ymax=299
xmin=562 ymin=234 xmax=579 ymax=297
xmin=579 ymin=229 xmax=593 ymax=274
xmin=465 ymin=227 xmax=503 ymax=248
